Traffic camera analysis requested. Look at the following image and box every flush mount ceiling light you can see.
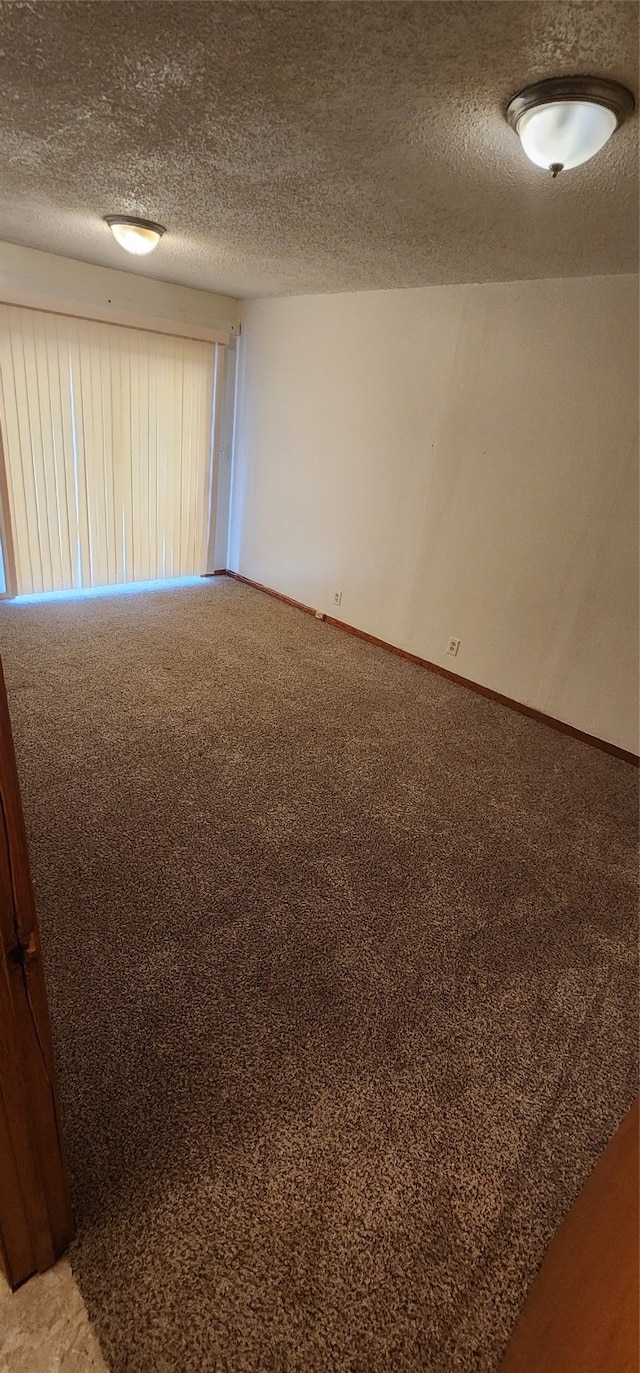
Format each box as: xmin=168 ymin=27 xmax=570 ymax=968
xmin=507 ymin=76 xmax=635 ymax=176
xmin=104 ymin=214 xmax=166 ymax=255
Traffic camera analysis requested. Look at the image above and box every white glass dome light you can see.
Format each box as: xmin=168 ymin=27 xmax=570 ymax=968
xmin=104 ymin=215 xmax=166 ymax=255
xmin=507 ymin=76 xmax=635 ymax=177
xmin=518 ymin=101 xmax=617 ymax=172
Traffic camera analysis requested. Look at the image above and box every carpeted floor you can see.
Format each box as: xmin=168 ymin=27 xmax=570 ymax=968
xmin=0 ymin=577 xmax=637 ymax=1373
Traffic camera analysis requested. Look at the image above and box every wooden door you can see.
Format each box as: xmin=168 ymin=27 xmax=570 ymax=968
xmin=0 ymin=657 xmax=73 ymax=1288
xmin=499 ymin=1098 xmax=639 ymax=1373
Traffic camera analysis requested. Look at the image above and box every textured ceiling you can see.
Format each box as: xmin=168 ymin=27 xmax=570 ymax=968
xmin=0 ymin=1 xmax=637 ymax=298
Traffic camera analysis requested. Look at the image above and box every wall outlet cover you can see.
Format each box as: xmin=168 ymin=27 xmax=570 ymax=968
xmin=447 ymin=637 xmax=461 ymax=657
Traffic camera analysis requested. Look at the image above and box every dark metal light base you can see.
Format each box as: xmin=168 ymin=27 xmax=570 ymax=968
xmin=104 ymin=214 xmax=166 ymax=237
xmin=506 ymin=75 xmax=635 ymax=133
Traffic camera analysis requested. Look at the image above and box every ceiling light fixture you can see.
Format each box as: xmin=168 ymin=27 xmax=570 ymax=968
xmin=507 ymin=76 xmax=635 ymax=176
xmin=104 ymin=215 xmax=166 ymax=255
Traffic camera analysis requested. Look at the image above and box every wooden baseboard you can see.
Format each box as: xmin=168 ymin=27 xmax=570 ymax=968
xmin=224 ymin=570 xmax=319 ymax=618
xmin=216 ymin=571 xmax=639 ymax=767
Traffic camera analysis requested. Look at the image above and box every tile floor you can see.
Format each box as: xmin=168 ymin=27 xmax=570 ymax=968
xmin=0 ymin=1260 xmax=108 ymax=1373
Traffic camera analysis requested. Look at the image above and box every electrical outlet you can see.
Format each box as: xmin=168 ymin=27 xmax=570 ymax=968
xmin=333 ymin=590 xmax=343 ymax=606
xmin=447 ymin=637 xmax=461 ymax=657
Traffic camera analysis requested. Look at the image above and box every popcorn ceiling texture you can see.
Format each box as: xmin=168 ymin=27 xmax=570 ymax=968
xmin=0 ymin=578 xmax=637 ymax=1372
xmin=0 ymin=1 xmax=637 ymax=298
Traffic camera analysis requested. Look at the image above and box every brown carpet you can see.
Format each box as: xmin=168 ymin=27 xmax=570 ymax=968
xmin=0 ymin=577 xmax=637 ymax=1373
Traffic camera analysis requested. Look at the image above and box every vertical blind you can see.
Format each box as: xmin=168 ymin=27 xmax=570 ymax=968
xmin=0 ymin=304 xmax=219 ymax=595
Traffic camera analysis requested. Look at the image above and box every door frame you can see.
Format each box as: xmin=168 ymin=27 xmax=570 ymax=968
xmin=0 ymin=658 xmax=73 ymax=1288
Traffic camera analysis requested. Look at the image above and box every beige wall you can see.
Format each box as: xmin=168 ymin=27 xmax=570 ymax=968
xmin=0 ymin=240 xmax=240 ymax=336
xmin=230 ymin=275 xmax=639 ymax=753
